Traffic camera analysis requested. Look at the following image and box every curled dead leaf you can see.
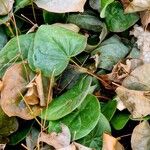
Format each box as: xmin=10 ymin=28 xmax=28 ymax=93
xmin=116 ymin=86 xmax=150 ymax=118
xmin=38 ymin=124 xmax=71 ymax=149
xmin=0 ymin=80 xmax=3 ymax=92
xmin=131 ymin=121 xmax=150 ymax=150
xmin=140 ymin=10 xmax=150 ymax=28
xmin=124 ymin=0 xmax=150 ymax=13
xmin=0 ymin=63 xmax=42 ymax=120
xmin=24 ymin=82 xmax=39 ymax=105
xmin=102 ymin=133 xmax=124 ymax=150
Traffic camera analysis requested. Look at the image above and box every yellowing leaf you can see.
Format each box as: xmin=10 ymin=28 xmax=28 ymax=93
xmin=116 ymin=86 xmax=150 ymax=118
xmin=102 ymin=133 xmax=124 ymax=150
xmin=131 ymin=121 xmax=150 ymax=150
xmin=35 ymin=0 xmax=87 ymax=13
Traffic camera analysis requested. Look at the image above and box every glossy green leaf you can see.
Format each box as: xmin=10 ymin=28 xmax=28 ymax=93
xmin=40 ymin=76 xmax=92 ymax=120
xmin=105 ymin=1 xmax=139 ymax=32
xmin=78 ymin=113 xmax=111 ymax=150
xmin=111 ymin=113 xmax=130 ymax=130
xmin=8 ymin=121 xmax=34 ymax=145
xmin=67 ymin=12 xmax=103 ymax=32
xmin=100 ymin=0 xmax=114 ymax=18
xmin=102 ymin=99 xmax=117 ymax=121
xmin=48 ymin=94 xmax=101 ymax=140
xmin=29 ymin=25 xmax=87 ymax=77
xmin=91 ymin=35 xmax=129 ymax=70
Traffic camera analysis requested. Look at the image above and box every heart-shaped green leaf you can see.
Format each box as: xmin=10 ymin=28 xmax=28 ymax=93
xmin=28 ymin=25 xmax=87 ymax=77
xmin=48 ymin=94 xmax=101 ymax=140
xmin=105 ymin=1 xmax=139 ymax=32
xmin=40 ymin=76 xmax=92 ymax=120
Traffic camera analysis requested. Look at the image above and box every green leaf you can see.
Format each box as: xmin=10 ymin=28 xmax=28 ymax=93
xmin=0 ymin=27 xmax=7 ymax=50
xmin=102 ymin=99 xmax=117 ymax=121
xmin=105 ymin=1 xmax=139 ymax=32
xmin=111 ymin=113 xmax=130 ymax=130
xmin=14 ymin=0 xmax=31 ymax=12
xmin=0 ymin=33 xmax=34 ymax=77
xmin=67 ymin=12 xmax=103 ymax=32
xmin=0 ymin=107 xmax=18 ymax=138
xmin=48 ymin=94 xmax=101 ymax=140
xmin=40 ymin=76 xmax=92 ymax=120
xmin=100 ymin=0 xmax=114 ymax=18
xmin=29 ymin=25 xmax=87 ymax=77
xmin=78 ymin=113 xmax=111 ymax=150
xmin=91 ymin=35 xmax=129 ymax=70
xmin=43 ymin=11 xmax=66 ymax=24
xmin=8 ymin=121 xmax=34 ymax=145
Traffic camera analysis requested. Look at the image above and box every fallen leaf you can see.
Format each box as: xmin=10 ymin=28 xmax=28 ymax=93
xmin=130 ymin=25 xmax=150 ymax=63
xmin=124 ymin=0 xmax=150 ymax=13
xmin=116 ymin=86 xmax=150 ymax=118
xmin=102 ymin=133 xmax=124 ymax=150
xmin=131 ymin=121 xmax=150 ymax=150
xmin=122 ymin=64 xmax=150 ymax=90
xmin=38 ymin=124 xmax=71 ymax=149
xmin=35 ymin=73 xmax=46 ymax=107
xmin=0 ymin=80 xmax=3 ymax=92
xmin=0 ymin=63 xmax=42 ymax=120
xmin=0 ymin=0 xmax=14 ymax=15
xmin=35 ymin=0 xmax=87 ymax=13
xmin=24 ymin=82 xmax=39 ymax=105
xmin=140 ymin=10 xmax=150 ymax=28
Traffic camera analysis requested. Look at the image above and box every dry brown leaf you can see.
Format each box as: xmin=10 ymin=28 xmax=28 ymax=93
xmin=122 ymin=64 xmax=150 ymax=90
xmin=116 ymin=86 xmax=150 ymax=118
xmin=124 ymin=0 xmax=150 ymax=13
xmin=102 ymin=133 xmax=124 ymax=150
xmin=131 ymin=121 xmax=150 ymax=150
xmin=35 ymin=0 xmax=87 ymax=13
xmin=35 ymin=73 xmax=46 ymax=107
xmin=24 ymin=82 xmax=39 ymax=105
xmin=0 ymin=80 xmax=3 ymax=92
xmin=140 ymin=10 xmax=150 ymax=28
xmin=57 ymin=142 xmax=93 ymax=150
xmin=0 ymin=0 xmax=14 ymax=15
xmin=0 ymin=63 xmax=42 ymax=120
xmin=38 ymin=124 xmax=71 ymax=149
xmin=130 ymin=26 xmax=150 ymax=63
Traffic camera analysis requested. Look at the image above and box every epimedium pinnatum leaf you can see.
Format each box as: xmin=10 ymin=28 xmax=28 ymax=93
xmin=105 ymin=1 xmax=139 ymax=32
xmin=48 ymin=94 xmax=101 ymax=140
xmin=29 ymin=25 xmax=87 ymax=77
xmin=40 ymin=76 xmax=92 ymax=120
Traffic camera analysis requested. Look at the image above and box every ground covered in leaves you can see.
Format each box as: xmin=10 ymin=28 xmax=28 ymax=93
xmin=0 ymin=0 xmax=150 ymax=150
